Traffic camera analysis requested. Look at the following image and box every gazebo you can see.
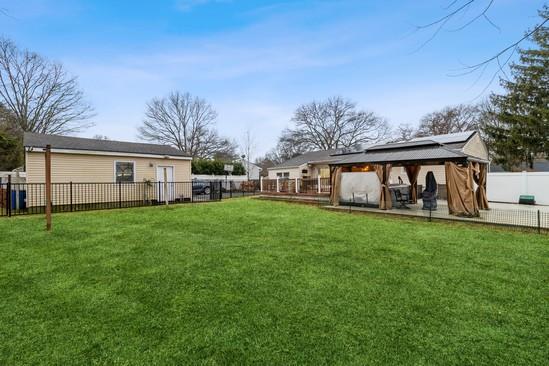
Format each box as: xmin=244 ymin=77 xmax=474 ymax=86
xmin=329 ymin=138 xmax=490 ymax=217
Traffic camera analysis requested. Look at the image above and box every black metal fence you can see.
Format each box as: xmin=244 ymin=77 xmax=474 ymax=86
xmin=338 ymin=200 xmax=549 ymax=234
xmin=0 ymin=181 xmax=227 ymax=217
xmin=220 ymin=179 xmax=260 ymax=199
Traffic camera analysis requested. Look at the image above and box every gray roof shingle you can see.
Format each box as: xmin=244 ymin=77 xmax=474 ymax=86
xmin=336 ymin=145 xmax=468 ymax=165
xmin=23 ymin=132 xmax=190 ymax=158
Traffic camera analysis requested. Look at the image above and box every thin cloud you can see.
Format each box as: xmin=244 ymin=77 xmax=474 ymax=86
xmin=175 ymin=0 xmax=231 ymax=12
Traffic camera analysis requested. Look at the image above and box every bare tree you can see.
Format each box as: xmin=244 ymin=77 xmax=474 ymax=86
xmin=240 ymin=129 xmax=256 ymax=180
xmin=0 ymin=38 xmax=94 ymax=135
xmin=287 ymin=96 xmax=390 ymax=151
xmin=92 ymin=134 xmax=109 ymax=140
xmin=138 ymin=91 xmax=234 ymax=159
xmin=416 ymin=104 xmax=481 ymax=137
xmin=392 ymin=123 xmax=417 ymax=142
xmin=414 ymin=2 xmax=548 ymax=90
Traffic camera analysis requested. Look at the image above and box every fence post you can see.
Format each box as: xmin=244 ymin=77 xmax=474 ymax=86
xmin=163 ymin=168 xmax=169 ymax=206
xmin=220 ymin=181 xmax=223 ymax=200
xmin=70 ymin=181 xmax=73 ymax=212
xmin=118 ymin=181 xmax=122 ymax=209
xmin=276 ymin=178 xmax=280 ymax=192
xmin=45 ymin=145 xmax=52 ymax=231
xmin=6 ymin=174 xmax=11 ymax=217
xmin=538 ymin=210 xmax=541 ymax=234
xmin=317 ymin=176 xmax=321 ymax=194
xmin=295 ymin=178 xmax=299 ymax=194
xmin=260 ymin=177 xmax=263 ymax=192
xmin=230 ymin=181 xmax=232 ymax=198
xmin=429 ymin=206 xmax=432 ymax=222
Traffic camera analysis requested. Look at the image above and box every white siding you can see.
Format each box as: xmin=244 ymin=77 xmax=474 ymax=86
xmin=26 ymin=151 xmax=191 ymax=183
xmin=462 ymin=133 xmax=489 ymax=160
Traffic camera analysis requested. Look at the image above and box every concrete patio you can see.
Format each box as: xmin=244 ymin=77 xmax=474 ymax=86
xmin=326 ymin=200 xmax=549 ymax=230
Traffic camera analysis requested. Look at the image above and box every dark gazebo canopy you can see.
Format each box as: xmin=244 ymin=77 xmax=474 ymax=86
xmin=329 ymin=136 xmax=489 ymax=217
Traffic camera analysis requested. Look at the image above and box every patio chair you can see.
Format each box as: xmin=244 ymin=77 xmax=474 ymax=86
xmin=422 ymin=171 xmax=438 ymax=210
xmin=394 ymin=189 xmax=410 ymax=209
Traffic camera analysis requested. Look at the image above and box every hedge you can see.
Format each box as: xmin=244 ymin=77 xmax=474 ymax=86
xmin=192 ymin=159 xmax=246 ymax=175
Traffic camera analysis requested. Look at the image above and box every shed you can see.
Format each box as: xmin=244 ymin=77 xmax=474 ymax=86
xmin=24 ymin=133 xmax=191 ymax=184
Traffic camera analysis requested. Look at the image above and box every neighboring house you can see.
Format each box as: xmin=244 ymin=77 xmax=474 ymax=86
xmin=240 ymin=159 xmax=262 ymax=180
xmin=0 ymin=167 xmax=26 ymax=184
xmin=23 ymin=132 xmax=192 ymax=183
xmin=267 ymin=149 xmax=343 ymax=179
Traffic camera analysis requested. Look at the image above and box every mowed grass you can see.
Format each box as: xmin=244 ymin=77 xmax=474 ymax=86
xmin=0 ymin=199 xmax=547 ymax=365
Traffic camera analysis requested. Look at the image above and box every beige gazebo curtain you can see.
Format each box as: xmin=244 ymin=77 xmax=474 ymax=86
xmin=404 ymin=165 xmax=420 ymax=203
xmin=472 ymin=162 xmax=489 ymax=210
xmin=330 ymin=166 xmax=342 ymax=206
xmin=445 ymin=162 xmax=479 ymax=217
xmin=375 ymin=164 xmax=392 ymax=210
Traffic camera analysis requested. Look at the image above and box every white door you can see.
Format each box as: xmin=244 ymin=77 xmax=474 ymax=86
xmin=156 ymin=166 xmax=175 ymax=202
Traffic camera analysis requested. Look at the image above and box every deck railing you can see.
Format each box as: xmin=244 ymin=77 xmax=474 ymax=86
xmin=261 ymin=177 xmax=331 ymax=195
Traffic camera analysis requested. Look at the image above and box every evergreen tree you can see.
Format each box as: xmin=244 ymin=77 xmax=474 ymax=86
xmin=487 ymin=7 xmax=549 ymax=170
xmin=0 ymin=104 xmax=23 ymax=170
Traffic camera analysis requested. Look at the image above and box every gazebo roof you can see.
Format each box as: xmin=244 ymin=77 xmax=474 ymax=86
xmin=332 ymin=136 xmax=488 ymax=165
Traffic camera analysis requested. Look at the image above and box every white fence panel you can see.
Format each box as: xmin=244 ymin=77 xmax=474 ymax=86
xmin=192 ymin=174 xmax=248 ymax=181
xmin=487 ymin=172 xmax=549 ymax=205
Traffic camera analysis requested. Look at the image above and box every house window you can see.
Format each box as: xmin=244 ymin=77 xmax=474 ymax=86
xmin=115 ymin=161 xmax=135 ymax=182
xmin=302 ymin=169 xmax=308 ymax=174
xmin=276 ymin=172 xmax=290 ymax=178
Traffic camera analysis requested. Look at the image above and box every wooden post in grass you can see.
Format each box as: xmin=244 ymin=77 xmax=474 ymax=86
xmin=163 ymin=167 xmax=168 ymax=206
xmin=45 ymin=144 xmax=52 ymax=231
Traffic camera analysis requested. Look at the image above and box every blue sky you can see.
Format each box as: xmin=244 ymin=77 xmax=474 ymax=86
xmin=0 ymin=0 xmax=545 ymax=157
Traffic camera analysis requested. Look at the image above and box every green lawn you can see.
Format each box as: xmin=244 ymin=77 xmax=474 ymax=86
xmin=0 ymin=199 xmax=547 ymax=365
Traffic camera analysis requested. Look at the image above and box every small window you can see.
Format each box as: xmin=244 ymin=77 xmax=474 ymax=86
xmin=302 ymin=169 xmax=308 ymax=174
xmin=115 ymin=161 xmax=135 ymax=182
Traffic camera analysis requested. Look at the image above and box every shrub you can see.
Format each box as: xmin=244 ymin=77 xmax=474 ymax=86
xmin=192 ymin=159 xmax=245 ymax=175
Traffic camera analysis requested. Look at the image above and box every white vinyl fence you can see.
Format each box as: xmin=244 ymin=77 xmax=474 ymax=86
xmin=487 ymin=172 xmax=549 ymax=205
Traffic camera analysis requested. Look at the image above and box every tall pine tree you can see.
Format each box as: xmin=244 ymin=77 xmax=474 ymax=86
xmin=487 ymin=7 xmax=549 ymax=170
